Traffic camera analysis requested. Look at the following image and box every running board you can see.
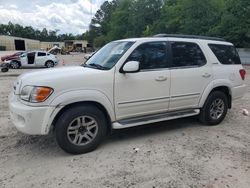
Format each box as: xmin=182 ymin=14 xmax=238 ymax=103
xmin=112 ymin=109 xmax=200 ymax=129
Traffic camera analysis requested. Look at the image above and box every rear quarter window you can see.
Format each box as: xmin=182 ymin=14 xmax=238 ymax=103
xmin=208 ymin=44 xmax=241 ymax=65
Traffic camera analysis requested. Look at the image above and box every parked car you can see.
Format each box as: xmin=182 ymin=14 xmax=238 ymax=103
xmin=5 ymin=51 xmax=58 ymax=68
xmin=1 ymin=51 xmax=25 ymax=62
xmin=9 ymin=35 xmax=246 ymax=154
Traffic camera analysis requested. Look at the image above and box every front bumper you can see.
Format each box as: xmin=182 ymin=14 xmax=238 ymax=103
xmin=9 ymin=93 xmax=55 ymax=135
xmin=0 ymin=62 xmax=10 ymax=68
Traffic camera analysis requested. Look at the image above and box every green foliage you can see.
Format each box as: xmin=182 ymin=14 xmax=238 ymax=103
xmin=88 ymin=0 xmax=250 ymax=48
xmin=0 ymin=0 xmax=249 ymax=47
xmin=93 ymin=35 xmax=108 ymax=47
xmin=86 ymin=0 xmax=117 ymax=44
xmin=89 ymin=0 xmax=163 ymax=45
xmin=0 ymin=22 xmax=85 ymax=42
xmin=217 ymin=0 xmax=250 ymax=47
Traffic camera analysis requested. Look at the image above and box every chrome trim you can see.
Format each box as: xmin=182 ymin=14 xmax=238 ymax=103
xmin=169 ymin=65 xmax=203 ymax=70
xmin=118 ymin=96 xmax=170 ymax=105
xmin=140 ymin=68 xmax=170 ymax=72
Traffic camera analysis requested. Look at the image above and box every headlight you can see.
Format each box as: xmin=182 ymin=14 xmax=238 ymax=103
xmin=20 ymin=86 xmax=53 ymax=103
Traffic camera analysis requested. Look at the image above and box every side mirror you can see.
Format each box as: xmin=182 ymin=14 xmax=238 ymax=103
xmin=121 ymin=61 xmax=140 ymax=73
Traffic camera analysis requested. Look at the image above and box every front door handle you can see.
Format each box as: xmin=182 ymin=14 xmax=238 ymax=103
xmin=202 ymin=73 xmax=211 ymax=78
xmin=155 ymin=76 xmax=167 ymax=81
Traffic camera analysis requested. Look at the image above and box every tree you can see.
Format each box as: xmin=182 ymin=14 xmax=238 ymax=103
xmin=0 ymin=22 xmax=84 ymax=42
xmin=217 ymin=0 xmax=250 ymax=47
xmin=88 ymin=0 xmax=117 ymax=43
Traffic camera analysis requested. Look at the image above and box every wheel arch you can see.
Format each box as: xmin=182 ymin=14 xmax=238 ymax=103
xmin=45 ymin=59 xmax=55 ymax=66
xmin=199 ymin=81 xmax=232 ymax=109
xmin=52 ymin=101 xmax=112 ymax=133
xmin=47 ymin=90 xmax=115 ymax=134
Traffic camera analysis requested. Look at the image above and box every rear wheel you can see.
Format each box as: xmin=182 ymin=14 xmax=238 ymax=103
xmin=199 ymin=91 xmax=228 ymax=125
xmin=55 ymin=105 xmax=107 ymax=154
xmin=45 ymin=61 xmax=54 ymax=68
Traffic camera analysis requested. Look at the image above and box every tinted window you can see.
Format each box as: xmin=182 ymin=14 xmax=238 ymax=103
xmin=208 ymin=44 xmax=241 ymax=65
xmin=127 ymin=42 xmax=168 ymax=70
xmin=37 ymin=52 xmax=46 ymax=56
xmin=171 ymin=42 xmax=206 ymax=67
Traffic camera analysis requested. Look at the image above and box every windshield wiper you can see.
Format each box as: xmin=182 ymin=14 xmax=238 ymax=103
xmin=84 ymin=63 xmax=109 ymax=70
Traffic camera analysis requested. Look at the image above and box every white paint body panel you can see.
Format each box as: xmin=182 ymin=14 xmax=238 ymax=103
xmin=9 ymin=37 xmax=246 ymax=135
xmin=169 ymin=41 xmax=213 ymax=110
xmin=115 ymin=69 xmax=170 ymax=119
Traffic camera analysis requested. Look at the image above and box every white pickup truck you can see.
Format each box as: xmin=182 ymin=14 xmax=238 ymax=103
xmin=9 ymin=35 xmax=246 ymax=154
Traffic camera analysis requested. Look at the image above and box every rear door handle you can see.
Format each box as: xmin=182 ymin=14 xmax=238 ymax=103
xmin=202 ymin=73 xmax=211 ymax=78
xmin=155 ymin=76 xmax=167 ymax=81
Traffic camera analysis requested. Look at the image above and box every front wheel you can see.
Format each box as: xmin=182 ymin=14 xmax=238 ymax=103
xmin=10 ymin=61 xmax=21 ymax=69
xmin=1 ymin=67 xmax=9 ymax=72
xmin=55 ymin=105 xmax=107 ymax=154
xmin=45 ymin=61 xmax=55 ymax=68
xmin=199 ymin=91 xmax=228 ymax=125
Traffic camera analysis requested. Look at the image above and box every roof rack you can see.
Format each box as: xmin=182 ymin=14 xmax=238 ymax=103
xmin=153 ymin=34 xmax=226 ymax=42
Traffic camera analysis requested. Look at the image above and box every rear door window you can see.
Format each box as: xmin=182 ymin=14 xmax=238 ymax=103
xmin=170 ymin=42 xmax=206 ymax=68
xmin=208 ymin=44 xmax=241 ymax=64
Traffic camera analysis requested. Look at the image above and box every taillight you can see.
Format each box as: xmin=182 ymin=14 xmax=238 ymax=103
xmin=239 ymin=69 xmax=246 ymax=80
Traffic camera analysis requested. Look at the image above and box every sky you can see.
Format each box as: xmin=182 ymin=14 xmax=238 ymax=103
xmin=0 ymin=0 xmax=106 ymax=34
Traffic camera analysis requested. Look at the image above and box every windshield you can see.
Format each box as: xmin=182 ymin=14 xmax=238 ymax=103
xmin=84 ymin=41 xmax=134 ymax=70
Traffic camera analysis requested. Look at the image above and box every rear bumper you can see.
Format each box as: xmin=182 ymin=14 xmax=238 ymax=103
xmin=9 ymin=93 xmax=55 ymax=135
xmin=231 ymin=84 xmax=247 ymax=100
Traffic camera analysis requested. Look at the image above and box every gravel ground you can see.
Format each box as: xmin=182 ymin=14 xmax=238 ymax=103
xmin=0 ymin=57 xmax=249 ymax=188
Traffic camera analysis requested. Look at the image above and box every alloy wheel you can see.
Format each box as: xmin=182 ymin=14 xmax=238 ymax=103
xmin=209 ymin=98 xmax=225 ymax=120
xmin=67 ymin=116 xmax=98 ymax=146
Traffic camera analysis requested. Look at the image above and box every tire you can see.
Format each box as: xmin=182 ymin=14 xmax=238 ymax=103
xmin=1 ymin=67 xmax=8 ymax=72
xmin=10 ymin=61 xmax=21 ymax=69
xmin=55 ymin=105 xmax=107 ymax=154
xmin=45 ymin=61 xmax=55 ymax=68
xmin=199 ymin=91 xmax=228 ymax=125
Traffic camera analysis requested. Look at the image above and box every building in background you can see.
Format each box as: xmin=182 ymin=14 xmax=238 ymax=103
xmin=0 ymin=35 xmax=40 ymax=51
xmin=0 ymin=35 xmax=87 ymax=52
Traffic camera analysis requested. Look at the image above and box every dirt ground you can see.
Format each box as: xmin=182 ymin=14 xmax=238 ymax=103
xmin=0 ymin=55 xmax=249 ymax=188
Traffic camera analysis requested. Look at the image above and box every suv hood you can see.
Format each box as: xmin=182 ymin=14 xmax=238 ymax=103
xmin=17 ymin=66 xmax=113 ymax=94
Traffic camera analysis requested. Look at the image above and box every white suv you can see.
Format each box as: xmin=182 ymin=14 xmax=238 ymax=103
xmin=9 ymin=35 xmax=246 ymax=154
